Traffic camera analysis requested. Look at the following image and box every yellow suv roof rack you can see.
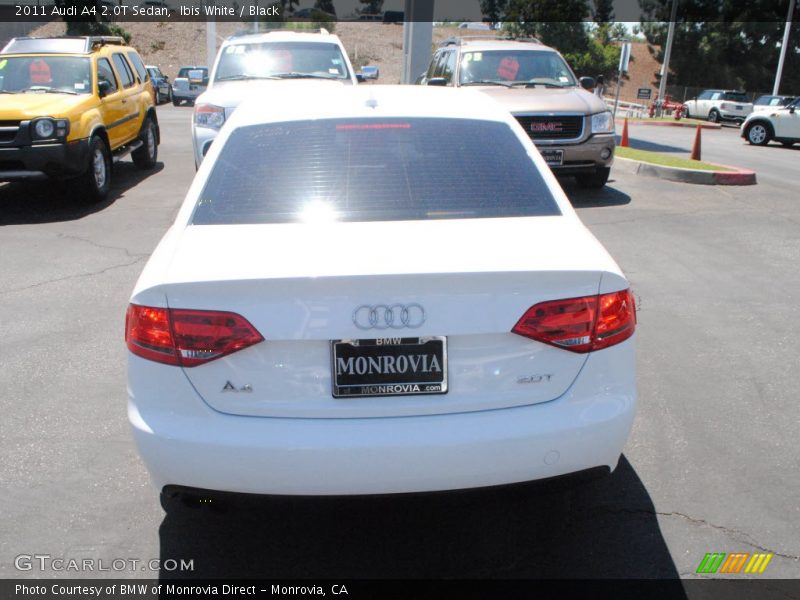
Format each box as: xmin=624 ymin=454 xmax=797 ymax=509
xmin=1 ymin=36 xmax=126 ymax=55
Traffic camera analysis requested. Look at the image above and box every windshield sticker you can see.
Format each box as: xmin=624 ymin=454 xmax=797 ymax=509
xmin=559 ymin=76 xmax=569 ymax=82
xmin=0 ymin=59 xmax=6 ymax=70
xmin=328 ymin=68 xmax=339 ymax=74
xmin=497 ymin=57 xmax=519 ymax=81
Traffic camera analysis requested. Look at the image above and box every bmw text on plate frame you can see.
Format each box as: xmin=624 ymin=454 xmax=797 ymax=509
xmin=125 ymin=85 xmax=637 ymax=496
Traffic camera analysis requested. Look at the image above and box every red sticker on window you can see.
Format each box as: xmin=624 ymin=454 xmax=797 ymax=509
xmin=496 ymin=57 xmax=519 ymax=81
xmin=273 ymin=49 xmax=293 ymax=72
xmin=29 ymin=59 xmax=52 ymax=84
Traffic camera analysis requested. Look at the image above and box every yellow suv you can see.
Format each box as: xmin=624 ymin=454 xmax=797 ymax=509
xmin=0 ymin=36 xmax=159 ymax=201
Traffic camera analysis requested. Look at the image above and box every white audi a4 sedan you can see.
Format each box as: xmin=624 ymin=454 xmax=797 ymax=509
xmin=126 ymin=84 xmax=636 ymax=498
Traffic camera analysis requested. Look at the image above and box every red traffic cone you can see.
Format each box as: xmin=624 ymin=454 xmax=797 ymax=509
xmin=691 ymin=124 xmax=702 ymax=161
xmin=620 ymin=117 xmax=630 ymax=147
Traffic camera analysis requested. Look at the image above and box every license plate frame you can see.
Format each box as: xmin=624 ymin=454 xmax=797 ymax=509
xmin=331 ymin=336 xmax=448 ymax=398
xmin=540 ymin=149 xmax=564 ymax=166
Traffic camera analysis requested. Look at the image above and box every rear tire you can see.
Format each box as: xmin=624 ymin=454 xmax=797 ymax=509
xmin=708 ymin=109 xmax=720 ymax=123
xmin=576 ymin=166 xmax=611 ymax=189
xmin=132 ymin=118 xmax=158 ymax=169
xmin=75 ymin=135 xmax=111 ymax=203
xmin=172 ymin=97 xmax=180 ymax=106
xmin=745 ymin=122 xmax=772 ymax=146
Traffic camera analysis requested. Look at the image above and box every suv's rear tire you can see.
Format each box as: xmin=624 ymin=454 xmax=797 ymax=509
xmin=745 ymin=122 xmax=772 ymax=146
xmin=172 ymin=97 xmax=180 ymax=106
xmin=708 ymin=109 xmax=720 ymax=123
xmin=576 ymin=166 xmax=610 ymax=189
xmin=132 ymin=118 xmax=158 ymax=169
xmin=76 ymin=135 xmax=111 ymax=203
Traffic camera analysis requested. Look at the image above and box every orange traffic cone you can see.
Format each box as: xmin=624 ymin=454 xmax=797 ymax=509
xmin=620 ymin=117 xmax=630 ymax=147
xmin=691 ymin=124 xmax=702 ymax=160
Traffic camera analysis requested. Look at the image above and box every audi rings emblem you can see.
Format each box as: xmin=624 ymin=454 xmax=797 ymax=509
xmin=353 ymin=304 xmax=426 ymax=330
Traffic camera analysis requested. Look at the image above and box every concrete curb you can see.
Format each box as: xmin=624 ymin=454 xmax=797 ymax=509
xmin=614 ymin=157 xmax=757 ymax=186
xmin=615 ymin=120 xmax=722 ymax=130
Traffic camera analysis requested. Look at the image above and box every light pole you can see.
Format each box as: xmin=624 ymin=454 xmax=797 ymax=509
xmin=773 ymin=0 xmax=795 ymax=96
xmin=656 ymin=0 xmax=679 ymax=116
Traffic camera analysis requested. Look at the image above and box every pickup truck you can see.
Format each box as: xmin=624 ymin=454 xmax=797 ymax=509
xmin=172 ymin=66 xmax=208 ymax=106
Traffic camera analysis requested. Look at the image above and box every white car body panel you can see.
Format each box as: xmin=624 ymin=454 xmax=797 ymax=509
xmin=129 ymin=86 xmax=637 ymax=495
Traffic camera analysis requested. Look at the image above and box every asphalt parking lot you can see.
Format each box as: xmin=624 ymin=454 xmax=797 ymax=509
xmin=1 ymin=106 xmax=798 ymax=583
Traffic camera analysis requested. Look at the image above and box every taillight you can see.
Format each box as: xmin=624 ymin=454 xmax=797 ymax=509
xmin=512 ymin=289 xmax=636 ymax=353
xmin=125 ymin=304 xmax=263 ymax=367
xmin=720 ymin=102 xmax=731 ymax=110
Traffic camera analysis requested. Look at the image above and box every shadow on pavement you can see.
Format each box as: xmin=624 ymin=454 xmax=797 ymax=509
xmin=157 ymin=456 xmax=683 ymax=583
xmin=0 ymin=162 xmax=164 ymax=226
xmin=561 ymin=179 xmax=632 ymax=208
xmin=614 ymin=134 xmax=688 ymax=154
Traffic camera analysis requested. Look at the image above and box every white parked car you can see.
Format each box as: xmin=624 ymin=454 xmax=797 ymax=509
xmin=741 ymin=97 xmax=800 ymax=146
xmin=192 ymin=28 xmax=373 ymax=168
xmin=682 ymin=89 xmax=753 ymax=123
xmin=126 ymin=85 xmax=637 ymax=498
xmin=751 ymin=94 xmax=796 ymax=113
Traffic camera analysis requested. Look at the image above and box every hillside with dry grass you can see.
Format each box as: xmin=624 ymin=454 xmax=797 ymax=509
xmin=29 ymin=21 xmax=497 ymax=82
xmin=29 ymin=21 xmax=662 ymax=103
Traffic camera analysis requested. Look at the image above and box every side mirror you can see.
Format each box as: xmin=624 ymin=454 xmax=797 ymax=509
xmin=579 ymin=76 xmax=595 ymax=91
xmin=359 ymin=65 xmax=379 ymax=81
xmin=98 ymin=80 xmax=112 ymax=97
xmin=427 ymin=77 xmax=448 ymax=87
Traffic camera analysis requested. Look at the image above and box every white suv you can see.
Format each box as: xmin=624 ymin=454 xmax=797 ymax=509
xmin=192 ymin=29 xmax=362 ymax=167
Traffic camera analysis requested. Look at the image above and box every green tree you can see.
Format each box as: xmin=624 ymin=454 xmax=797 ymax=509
xmin=501 ymin=0 xmax=620 ymax=79
xmin=358 ymin=0 xmax=384 ymax=14
xmin=314 ymin=0 xmax=335 ymax=15
xmin=593 ymin=0 xmax=614 ymax=22
xmin=639 ymin=0 xmax=800 ymax=94
xmin=480 ymin=0 xmax=509 ymax=22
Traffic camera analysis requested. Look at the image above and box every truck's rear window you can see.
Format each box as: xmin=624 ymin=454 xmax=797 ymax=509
xmin=191 ymin=117 xmax=561 ymax=225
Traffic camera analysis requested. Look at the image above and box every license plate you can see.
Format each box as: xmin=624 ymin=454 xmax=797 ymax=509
xmin=735 ymin=105 xmax=742 ymax=110
xmin=190 ymin=85 xmax=198 ymax=91
xmin=540 ymin=149 xmax=564 ymax=166
xmin=331 ymin=337 xmax=447 ymax=398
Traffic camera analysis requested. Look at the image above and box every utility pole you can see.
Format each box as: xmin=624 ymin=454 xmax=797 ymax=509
xmin=656 ymin=0 xmax=679 ymax=117
xmin=773 ymin=0 xmax=795 ymax=95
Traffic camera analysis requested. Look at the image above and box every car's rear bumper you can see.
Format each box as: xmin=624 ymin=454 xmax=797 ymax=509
xmin=128 ymin=339 xmax=636 ymax=496
xmin=536 ymin=133 xmax=615 ymax=175
xmin=0 ymin=139 xmax=90 ymax=181
xmin=719 ymin=110 xmax=751 ymax=121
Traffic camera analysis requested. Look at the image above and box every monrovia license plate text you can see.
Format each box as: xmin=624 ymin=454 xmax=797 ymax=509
xmin=331 ymin=337 xmax=448 ymax=398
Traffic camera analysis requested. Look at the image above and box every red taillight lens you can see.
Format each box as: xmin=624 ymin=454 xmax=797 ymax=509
xmin=512 ymin=289 xmax=636 ymax=353
xmin=125 ymin=304 xmax=263 ymax=367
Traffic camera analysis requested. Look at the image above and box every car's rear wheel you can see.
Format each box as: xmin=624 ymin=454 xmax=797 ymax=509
xmin=683 ymin=107 xmax=691 ymax=119
xmin=708 ymin=109 xmax=720 ymax=123
xmin=745 ymin=122 xmax=772 ymax=146
xmin=75 ymin=135 xmax=111 ymax=203
xmin=155 ymin=89 xmax=162 ymax=104
xmin=132 ymin=118 xmax=158 ymax=169
xmin=576 ymin=166 xmax=610 ymax=189
xmin=172 ymin=97 xmax=181 ymax=106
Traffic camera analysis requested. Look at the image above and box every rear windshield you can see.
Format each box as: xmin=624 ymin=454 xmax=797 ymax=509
xmin=191 ymin=117 xmax=561 ymax=225
xmin=722 ymin=92 xmax=748 ymax=102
